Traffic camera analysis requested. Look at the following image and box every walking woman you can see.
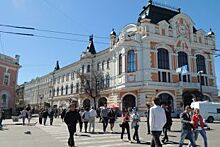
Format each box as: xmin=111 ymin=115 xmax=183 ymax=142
xmin=121 ymin=109 xmax=131 ymax=142
xmin=131 ymin=108 xmax=140 ymax=143
xmin=188 ymin=108 xmax=208 ymax=147
xmin=108 ymin=108 xmax=116 ymax=133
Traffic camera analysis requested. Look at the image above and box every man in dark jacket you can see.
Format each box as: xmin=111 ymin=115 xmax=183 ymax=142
xmin=161 ymin=104 xmax=172 ymax=143
xmin=179 ymin=106 xmax=196 ymax=147
xmin=64 ymin=103 xmax=82 ymax=147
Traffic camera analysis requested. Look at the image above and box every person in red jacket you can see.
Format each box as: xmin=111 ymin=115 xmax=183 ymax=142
xmin=188 ymin=108 xmax=208 ymax=147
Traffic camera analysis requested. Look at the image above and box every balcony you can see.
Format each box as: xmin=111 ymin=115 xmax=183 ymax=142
xmin=147 ymin=81 xmax=178 ymax=88
xmin=178 ymin=82 xmax=200 ymax=89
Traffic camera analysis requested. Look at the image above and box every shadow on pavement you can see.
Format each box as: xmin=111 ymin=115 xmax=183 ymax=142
xmin=0 ymin=127 xmax=9 ymax=131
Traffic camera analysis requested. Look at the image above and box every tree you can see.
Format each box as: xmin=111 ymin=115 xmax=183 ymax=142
xmin=77 ymin=70 xmax=106 ymax=110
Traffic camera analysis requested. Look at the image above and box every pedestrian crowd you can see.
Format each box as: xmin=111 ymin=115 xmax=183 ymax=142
xmin=3 ymin=96 xmax=208 ymax=147
xmin=49 ymin=98 xmax=209 ymax=147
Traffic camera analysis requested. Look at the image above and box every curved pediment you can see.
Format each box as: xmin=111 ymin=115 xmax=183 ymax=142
xmin=170 ymin=13 xmax=194 ymax=26
xmin=121 ymin=23 xmax=137 ymax=34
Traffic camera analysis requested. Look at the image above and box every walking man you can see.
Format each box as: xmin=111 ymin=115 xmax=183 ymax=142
xmin=42 ymin=108 xmax=49 ymax=126
xmin=149 ymin=97 xmax=166 ymax=147
xmin=161 ymin=104 xmax=172 ymax=143
xmin=89 ymin=107 xmax=97 ymax=133
xmin=49 ymin=108 xmax=54 ymax=125
xmin=108 ymin=107 xmax=116 ymax=133
xmin=64 ymin=103 xmax=82 ymax=147
xmin=179 ymin=106 xmax=196 ymax=147
xmin=100 ymin=104 xmax=109 ymax=133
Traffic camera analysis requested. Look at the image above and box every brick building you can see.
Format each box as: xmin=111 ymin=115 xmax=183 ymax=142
xmin=0 ymin=53 xmax=21 ymax=112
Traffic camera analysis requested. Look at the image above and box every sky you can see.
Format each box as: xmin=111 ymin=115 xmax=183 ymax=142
xmin=0 ymin=0 xmax=219 ymax=90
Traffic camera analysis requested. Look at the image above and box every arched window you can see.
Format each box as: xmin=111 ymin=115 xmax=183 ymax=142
xmin=157 ymin=48 xmax=169 ymax=69
xmin=82 ymin=65 xmax=85 ymax=74
xmin=178 ymin=51 xmax=190 ymax=82
xmin=102 ymin=61 xmax=105 ymax=70
xmin=97 ymin=62 xmax=100 ymax=71
xmin=76 ymin=83 xmax=79 ymax=93
xmin=178 ymin=51 xmax=188 ymax=67
xmin=53 ymin=88 xmax=55 ymax=96
xmin=127 ymin=50 xmax=136 ymax=72
xmin=119 ymin=54 xmax=122 ymax=75
xmin=70 ymin=84 xmax=73 ymax=94
xmin=100 ymin=76 xmax=105 ymax=89
xmin=196 ymin=55 xmax=206 ymax=74
xmin=106 ymin=74 xmax=110 ymax=88
xmin=107 ymin=58 xmax=110 ymax=69
xmin=61 ymin=86 xmax=63 ymax=95
xmin=96 ymin=79 xmax=100 ymax=90
xmin=2 ymin=94 xmax=7 ymax=108
xmin=157 ymin=48 xmax=170 ymax=82
xmin=158 ymin=93 xmax=174 ymax=112
xmin=65 ymin=85 xmax=68 ymax=95
xmin=57 ymin=87 xmax=59 ymax=96
xmin=49 ymin=90 xmax=52 ymax=97
xmin=87 ymin=65 xmax=90 ymax=73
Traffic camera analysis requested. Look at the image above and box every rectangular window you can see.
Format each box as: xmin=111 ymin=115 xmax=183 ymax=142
xmin=66 ymin=73 xmax=70 ymax=81
xmin=158 ymin=71 xmax=161 ymax=82
xmin=97 ymin=63 xmax=100 ymax=71
xmin=168 ymin=72 xmax=171 ymax=83
xmin=107 ymin=59 xmax=110 ymax=69
xmin=62 ymin=75 xmax=65 ymax=82
xmin=102 ymin=62 xmax=105 ymax=70
xmin=183 ymin=75 xmax=187 ymax=82
xmin=161 ymin=29 xmax=165 ymax=36
xmin=71 ymin=72 xmax=74 ymax=80
xmin=205 ymin=77 xmax=208 ymax=86
xmin=179 ymin=74 xmax=181 ymax=81
xmin=3 ymin=74 xmax=10 ymax=85
xmin=57 ymin=76 xmax=60 ymax=84
xmin=76 ymin=83 xmax=79 ymax=93
xmin=162 ymin=72 xmax=167 ymax=82
xmin=201 ymin=76 xmax=205 ymax=85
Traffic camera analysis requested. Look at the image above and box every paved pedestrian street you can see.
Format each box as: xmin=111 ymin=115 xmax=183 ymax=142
xmin=35 ymin=118 xmax=178 ymax=147
xmin=1 ymin=117 xmax=220 ymax=147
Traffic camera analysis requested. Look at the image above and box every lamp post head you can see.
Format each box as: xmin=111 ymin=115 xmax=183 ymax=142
xmin=198 ymin=70 xmax=203 ymax=74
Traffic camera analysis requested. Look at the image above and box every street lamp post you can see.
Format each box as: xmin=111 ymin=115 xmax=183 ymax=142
xmin=198 ymin=70 xmax=204 ymax=99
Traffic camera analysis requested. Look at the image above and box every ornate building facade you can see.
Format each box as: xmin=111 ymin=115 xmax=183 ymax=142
xmin=0 ymin=53 xmax=20 ymax=111
xmin=23 ymin=1 xmax=218 ymax=116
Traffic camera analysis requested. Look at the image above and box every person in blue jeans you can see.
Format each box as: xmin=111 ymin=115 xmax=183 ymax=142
xmin=179 ymin=106 xmax=196 ymax=147
xmin=188 ymin=108 xmax=208 ymax=147
xmin=131 ymin=108 xmax=140 ymax=143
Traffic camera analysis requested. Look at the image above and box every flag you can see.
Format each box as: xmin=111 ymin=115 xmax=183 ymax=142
xmin=181 ymin=65 xmax=189 ymax=75
xmin=176 ymin=65 xmax=189 ymax=75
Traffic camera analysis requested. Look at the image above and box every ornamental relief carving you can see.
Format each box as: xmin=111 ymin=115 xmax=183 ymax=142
xmin=176 ymin=18 xmax=190 ymax=39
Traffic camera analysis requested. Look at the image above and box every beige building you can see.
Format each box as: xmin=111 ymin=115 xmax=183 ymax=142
xmin=23 ymin=1 xmax=218 ymax=116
